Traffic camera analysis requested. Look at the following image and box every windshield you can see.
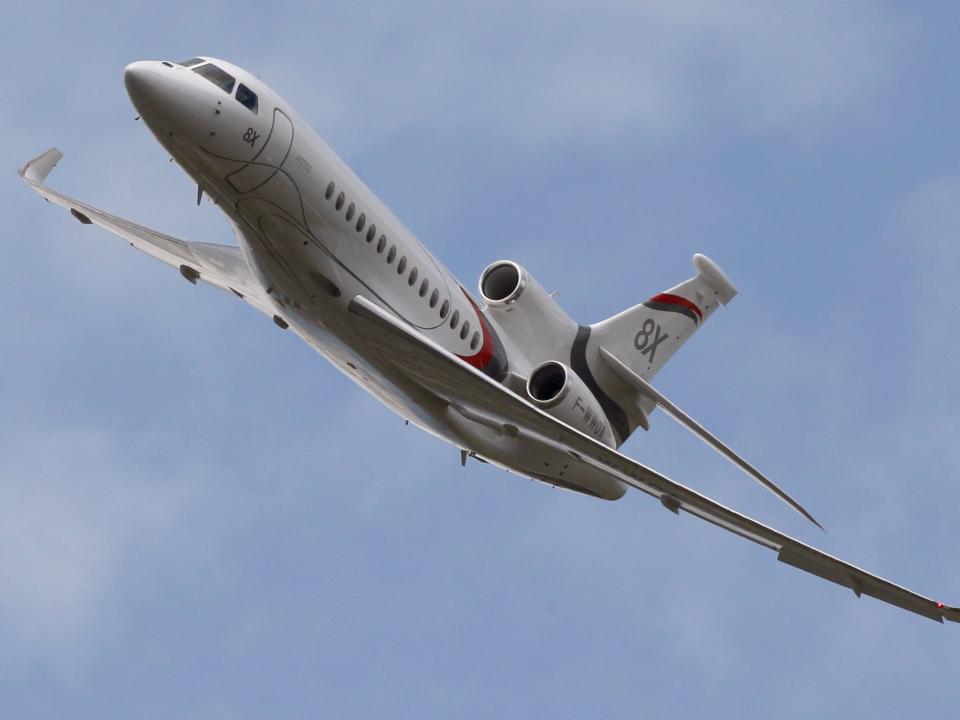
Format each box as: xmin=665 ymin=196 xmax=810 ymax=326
xmin=192 ymin=63 xmax=236 ymax=94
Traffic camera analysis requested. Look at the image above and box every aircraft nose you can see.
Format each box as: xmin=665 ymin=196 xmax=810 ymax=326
xmin=124 ymin=61 xmax=170 ymax=111
xmin=123 ymin=61 xmax=150 ymax=94
xmin=124 ymin=60 xmax=209 ymax=144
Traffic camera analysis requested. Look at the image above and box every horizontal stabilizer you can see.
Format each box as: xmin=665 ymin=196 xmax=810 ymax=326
xmin=598 ymin=346 xmax=823 ymax=530
xmin=587 ymin=255 xmax=739 ymax=445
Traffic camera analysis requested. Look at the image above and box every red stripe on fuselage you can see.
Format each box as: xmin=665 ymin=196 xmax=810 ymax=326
xmin=457 ymin=293 xmax=495 ymax=370
xmin=648 ymin=293 xmax=703 ymax=321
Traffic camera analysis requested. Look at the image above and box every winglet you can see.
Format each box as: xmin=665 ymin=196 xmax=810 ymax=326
xmin=19 ymin=147 xmax=63 ymax=185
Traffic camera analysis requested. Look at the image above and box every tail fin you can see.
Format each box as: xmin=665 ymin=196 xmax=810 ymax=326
xmin=584 ymin=254 xmax=736 ymax=444
xmin=592 ymin=254 xmax=736 ymax=382
xmin=584 ymin=257 xmax=821 ymax=527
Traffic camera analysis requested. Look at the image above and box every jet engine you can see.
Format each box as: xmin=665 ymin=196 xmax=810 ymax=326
xmin=479 ymin=261 xmax=578 ymax=365
xmin=526 ymin=360 xmax=616 ymax=447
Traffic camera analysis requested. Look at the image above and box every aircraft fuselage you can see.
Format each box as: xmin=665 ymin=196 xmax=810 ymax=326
xmin=125 ymin=57 xmax=625 ymax=500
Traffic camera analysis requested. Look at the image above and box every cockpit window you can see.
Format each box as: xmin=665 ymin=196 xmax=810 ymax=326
xmin=192 ymin=63 xmax=236 ymax=94
xmin=236 ymin=83 xmax=258 ymax=114
xmin=177 ymin=57 xmax=205 ymax=68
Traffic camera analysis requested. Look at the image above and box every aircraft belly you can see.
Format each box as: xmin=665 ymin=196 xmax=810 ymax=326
xmin=284 ymin=308 xmax=463 ymax=443
xmin=442 ymin=403 xmax=626 ymax=500
xmin=291 ymin=312 xmax=627 ymax=501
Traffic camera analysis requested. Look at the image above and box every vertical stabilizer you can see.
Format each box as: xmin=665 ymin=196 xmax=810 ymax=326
xmin=584 ymin=254 xmax=736 ymax=444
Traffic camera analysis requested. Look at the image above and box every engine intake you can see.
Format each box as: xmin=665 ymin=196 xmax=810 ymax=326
xmin=480 ymin=261 xmax=522 ymax=303
xmin=526 ymin=361 xmax=616 ymax=447
xmin=479 ymin=261 xmax=578 ymax=367
xmin=528 ymin=361 xmax=567 ymax=404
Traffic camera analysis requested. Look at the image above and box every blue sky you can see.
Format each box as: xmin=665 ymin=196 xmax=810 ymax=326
xmin=3 ymin=1 xmax=960 ymax=717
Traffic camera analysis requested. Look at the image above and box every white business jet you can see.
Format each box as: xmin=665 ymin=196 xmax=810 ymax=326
xmin=20 ymin=57 xmax=957 ymax=624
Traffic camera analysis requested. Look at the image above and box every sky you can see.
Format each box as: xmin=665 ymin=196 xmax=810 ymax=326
xmin=3 ymin=1 xmax=960 ymax=717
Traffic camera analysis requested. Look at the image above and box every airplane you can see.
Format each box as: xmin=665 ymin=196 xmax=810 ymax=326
xmin=20 ymin=56 xmax=957 ymax=625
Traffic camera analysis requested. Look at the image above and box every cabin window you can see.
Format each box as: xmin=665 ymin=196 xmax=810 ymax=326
xmin=193 ymin=63 xmax=236 ymax=93
xmin=366 ymin=225 xmax=376 ymax=243
xmin=236 ymin=83 xmax=258 ymax=114
xmin=450 ymin=310 xmax=460 ymax=329
xmin=419 ymin=279 xmax=429 ymax=298
xmin=470 ymin=332 xmax=481 ymax=351
xmin=397 ymin=256 xmax=407 ymax=274
xmin=460 ymin=321 xmax=470 ymax=340
xmin=408 ymin=268 xmax=418 ymax=286
xmin=345 ymin=202 xmax=355 ymax=221
xmin=325 ymin=181 xmax=335 ymax=200
xmin=429 ymin=289 xmax=439 ymax=307
xmin=387 ymin=246 xmax=396 ymax=264
xmin=376 ymin=235 xmax=386 ymax=253
xmin=440 ymin=300 xmax=450 ymax=319
xmin=335 ymin=192 xmax=345 ymax=210
xmin=356 ymin=213 xmax=366 ymax=232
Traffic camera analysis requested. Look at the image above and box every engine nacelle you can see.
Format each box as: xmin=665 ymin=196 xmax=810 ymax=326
xmin=526 ymin=361 xmax=616 ymax=447
xmin=479 ymin=261 xmax=578 ymax=367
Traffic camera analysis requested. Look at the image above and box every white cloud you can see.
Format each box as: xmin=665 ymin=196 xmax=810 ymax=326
xmin=894 ymin=178 xmax=960 ymax=401
xmin=266 ymin=0 xmax=903 ymax=151
xmin=0 ymin=424 xmax=206 ymax=666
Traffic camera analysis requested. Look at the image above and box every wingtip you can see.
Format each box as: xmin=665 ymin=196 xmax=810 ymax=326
xmin=770 ymin=483 xmax=825 ymax=532
xmin=937 ymin=603 xmax=960 ymax=624
xmin=797 ymin=504 xmax=825 ymax=533
xmin=19 ymin=147 xmax=62 ymax=184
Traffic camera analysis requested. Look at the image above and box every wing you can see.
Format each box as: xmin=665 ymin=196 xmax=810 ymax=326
xmin=19 ymin=148 xmax=268 ymax=310
xmin=348 ymin=294 xmax=959 ymax=625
